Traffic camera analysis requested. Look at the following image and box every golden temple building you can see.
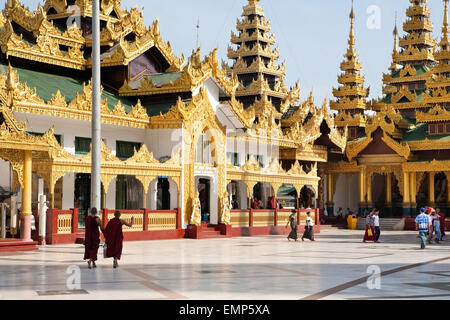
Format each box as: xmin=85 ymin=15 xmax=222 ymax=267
xmin=328 ymin=0 xmax=450 ymax=218
xmin=0 ymin=0 xmax=345 ymax=244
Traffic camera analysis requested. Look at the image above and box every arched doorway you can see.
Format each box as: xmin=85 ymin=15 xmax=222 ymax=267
xmin=252 ymin=182 xmax=274 ymax=209
xmin=157 ymin=177 xmax=170 ymax=210
xmin=197 ymin=178 xmax=211 ymax=223
xmin=277 ymin=184 xmax=298 ymax=209
xmin=300 ymin=186 xmax=316 ymax=209
xmin=74 ymin=173 xmax=105 ymax=229
xmin=115 ymin=175 xmax=144 ymax=210
xmin=227 ymin=181 xmax=247 ymax=210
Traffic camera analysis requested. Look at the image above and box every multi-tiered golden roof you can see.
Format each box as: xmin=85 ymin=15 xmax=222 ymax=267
xmin=331 ymin=4 xmax=369 ymax=130
xmin=376 ymin=0 xmax=436 ymax=115
xmin=224 ymin=0 xmax=297 ymax=115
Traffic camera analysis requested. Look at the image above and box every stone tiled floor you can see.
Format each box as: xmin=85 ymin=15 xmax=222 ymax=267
xmin=0 ymin=229 xmax=450 ymax=300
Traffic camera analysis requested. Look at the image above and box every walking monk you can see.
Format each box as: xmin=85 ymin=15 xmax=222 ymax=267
xmin=104 ymin=211 xmax=134 ymax=268
xmin=84 ymin=207 xmax=104 ymax=269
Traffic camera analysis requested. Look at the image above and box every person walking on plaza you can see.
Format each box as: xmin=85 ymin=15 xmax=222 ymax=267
xmin=437 ymin=208 xmax=446 ymax=241
xmin=416 ymin=208 xmax=430 ymax=250
xmin=286 ymin=210 xmax=298 ymax=242
xmin=374 ymin=210 xmax=381 ymax=243
xmin=432 ymin=211 xmax=441 ymax=244
xmin=104 ymin=210 xmax=134 ymax=268
xmin=426 ymin=207 xmax=436 ymax=245
xmin=363 ymin=209 xmax=376 ymax=243
xmin=302 ymin=211 xmax=315 ymax=241
xmin=84 ymin=207 xmax=104 ymax=269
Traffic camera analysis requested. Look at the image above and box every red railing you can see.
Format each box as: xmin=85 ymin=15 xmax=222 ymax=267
xmin=46 ymin=208 xmax=182 ymax=244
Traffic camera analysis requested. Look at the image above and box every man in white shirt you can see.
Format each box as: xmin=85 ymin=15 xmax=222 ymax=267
xmin=373 ymin=210 xmax=380 ymax=243
xmin=302 ymin=211 xmax=315 ymax=241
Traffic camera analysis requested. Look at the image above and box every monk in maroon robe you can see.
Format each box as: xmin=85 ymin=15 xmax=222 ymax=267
xmin=269 ymin=196 xmax=277 ymax=210
xmin=84 ymin=207 xmax=103 ymax=269
xmin=104 ymin=211 xmax=133 ymax=268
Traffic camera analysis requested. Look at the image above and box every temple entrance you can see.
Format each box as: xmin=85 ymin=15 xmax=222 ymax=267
xmin=74 ymin=173 xmax=104 ymax=229
xmin=197 ymin=178 xmax=211 ymax=223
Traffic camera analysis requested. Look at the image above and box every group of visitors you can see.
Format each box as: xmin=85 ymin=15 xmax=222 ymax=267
xmin=363 ymin=209 xmax=381 ymax=243
xmin=286 ymin=210 xmax=315 ymax=242
xmin=84 ymin=208 xmax=134 ymax=269
xmin=415 ymin=207 xmax=446 ymax=249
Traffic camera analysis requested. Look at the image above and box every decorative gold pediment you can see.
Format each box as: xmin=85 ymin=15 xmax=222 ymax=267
xmin=125 ymin=144 xmax=159 ymax=165
xmin=241 ymin=155 xmax=261 ymax=172
xmin=391 ymin=85 xmax=416 ymax=104
xmin=399 ymin=64 xmax=417 ymax=77
xmin=81 ymin=140 xmax=121 ymax=163
xmin=280 ymin=81 xmax=300 ymax=114
xmin=346 ymin=137 xmax=373 ymax=161
xmin=416 ymin=105 xmax=450 ymax=123
xmin=288 ymin=161 xmax=306 ymax=176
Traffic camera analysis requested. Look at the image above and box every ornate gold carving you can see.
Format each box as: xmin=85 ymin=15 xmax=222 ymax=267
xmin=416 ymin=105 xmax=450 ymax=123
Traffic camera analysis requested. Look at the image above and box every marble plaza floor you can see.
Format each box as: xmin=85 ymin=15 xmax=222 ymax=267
xmin=1 ymin=229 xmax=450 ymax=300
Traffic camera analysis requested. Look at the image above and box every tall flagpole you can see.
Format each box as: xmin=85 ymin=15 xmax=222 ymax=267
xmin=91 ymin=0 xmax=101 ymax=210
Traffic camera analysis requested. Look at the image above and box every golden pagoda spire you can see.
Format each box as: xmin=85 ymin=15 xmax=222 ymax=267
xmin=348 ymin=0 xmax=355 ymax=55
xmin=227 ymin=0 xmax=288 ymax=110
xmin=424 ymin=0 xmax=450 ymax=102
xmin=330 ymin=0 xmax=369 ymax=121
xmin=389 ymin=13 xmax=400 ymax=72
xmin=440 ymin=0 xmax=450 ymax=49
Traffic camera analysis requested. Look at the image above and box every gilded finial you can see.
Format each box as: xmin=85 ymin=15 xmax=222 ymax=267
xmin=443 ymin=0 xmax=449 ymax=38
xmin=347 ymin=0 xmax=356 ymax=54
xmin=393 ymin=12 xmax=398 ymax=54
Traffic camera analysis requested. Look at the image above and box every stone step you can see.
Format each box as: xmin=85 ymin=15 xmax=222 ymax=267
xmin=356 ymin=218 xmax=405 ymax=231
xmin=0 ymin=239 xmax=38 ymax=252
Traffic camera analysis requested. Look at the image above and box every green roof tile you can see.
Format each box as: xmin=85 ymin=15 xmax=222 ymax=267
xmin=0 ymin=63 xmax=134 ymax=112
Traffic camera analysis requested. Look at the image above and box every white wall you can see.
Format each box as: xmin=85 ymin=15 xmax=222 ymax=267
xmin=145 ymin=128 xmax=183 ymax=161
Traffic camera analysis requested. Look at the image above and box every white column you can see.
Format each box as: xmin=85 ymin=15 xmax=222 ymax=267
xmin=149 ymin=179 xmax=158 ymax=210
xmin=238 ymin=181 xmax=247 ymax=210
xmin=91 ymin=0 xmax=102 ymax=210
xmin=169 ymin=180 xmax=177 ymax=210
xmin=210 ymin=174 xmax=218 ymax=224
xmin=62 ymin=173 xmax=74 ymax=209
xmin=105 ymin=178 xmax=116 ymax=209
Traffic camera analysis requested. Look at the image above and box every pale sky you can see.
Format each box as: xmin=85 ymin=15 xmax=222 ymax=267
xmin=5 ymin=0 xmax=450 ymax=105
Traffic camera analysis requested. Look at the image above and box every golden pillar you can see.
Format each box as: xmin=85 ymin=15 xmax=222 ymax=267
xmin=402 ymin=171 xmax=411 ymax=216
xmin=359 ymin=170 xmax=365 ymax=203
xmin=386 ymin=173 xmax=392 ymax=203
xmin=410 ymin=172 xmax=417 ymax=206
xmin=21 ymin=150 xmax=32 ymax=241
xmin=385 ymin=173 xmax=392 ymax=215
xmin=358 ymin=168 xmax=366 ymax=214
xmin=429 ymin=172 xmax=435 ymax=206
xmin=327 ymin=174 xmax=333 ymax=202
xmin=326 ymin=173 xmax=334 ymax=215
xmin=367 ymin=173 xmax=372 ymax=206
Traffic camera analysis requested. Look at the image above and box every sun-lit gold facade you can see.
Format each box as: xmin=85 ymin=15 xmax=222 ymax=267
xmin=0 ymin=0 xmax=345 ymax=236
